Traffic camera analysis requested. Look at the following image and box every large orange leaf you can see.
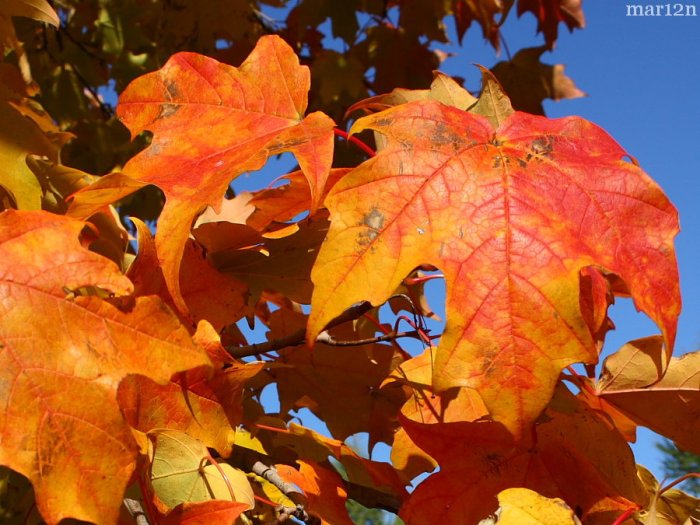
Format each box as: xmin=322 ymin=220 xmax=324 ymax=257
xmin=0 ymin=210 xmax=211 ymax=524
xmin=308 ymin=84 xmax=680 ymax=437
xmin=596 ymin=336 xmax=700 ymax=454
xmin=398 ymin=385 xmax=647 ymax=525
xmin=69 ymin=35 xmax=334 ymax=315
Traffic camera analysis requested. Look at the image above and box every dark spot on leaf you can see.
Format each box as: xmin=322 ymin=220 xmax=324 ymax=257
xmin=164 ymin=79 xmax=179 ymax=101
xmin=431 ymin=121 xmax=462 ymax=147
xmin=530 ymin=136 xmax=554 ymax=159
xmin=358 ymin=207 xmax=384 ymax=246
xmin=157 ymin=103 xmax=180 ymax=120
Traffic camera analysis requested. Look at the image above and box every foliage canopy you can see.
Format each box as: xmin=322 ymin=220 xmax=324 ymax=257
xmin=0 ymin=1 xmax=698 ymax=524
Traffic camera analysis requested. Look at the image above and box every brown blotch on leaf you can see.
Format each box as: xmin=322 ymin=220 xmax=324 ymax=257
xmin=157 ymin=103 xmax=181 ymax=120
xmin=358 ymin=207 xmax=385 ymax=246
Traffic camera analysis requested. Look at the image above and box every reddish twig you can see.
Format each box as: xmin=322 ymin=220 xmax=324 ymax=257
xmin=564 ymin=365 xmax=597 ymax=397
xmin=659 ymin=472 xmax=700 ymax=494
xmin=334 ymin=128 xmax=376 ymax=157
xmin=203 ymin=453 xmax=236 ymax=502
xmin=251 ymin=423 xmax=291 ymax=434
xmin=403 ymin=274 xmax=444 ymax=286
xmin=611 ymin=505 xmax=639 ymax=525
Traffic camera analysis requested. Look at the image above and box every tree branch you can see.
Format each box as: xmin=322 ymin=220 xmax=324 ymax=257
xmin=227 ymin=302 xmax=375 ymax=359
xmin=316 ymin=330 xmax=427 ymax=346
xmin=251 ymin=461 xmax=313 ymax=524
xmin=123 ymin=498 xmax=150 ymax=525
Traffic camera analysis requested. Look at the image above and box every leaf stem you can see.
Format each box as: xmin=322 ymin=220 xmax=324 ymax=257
xmin=205 ymin=453 xmax=236 ymax=502
xmin=403 ymin=274 xmax=444 ymax=285
xmin=659 ymin=472 xmax=700 ymax=494
xmin=611 ymin=505 xmax=639 ymax=525
xmin=334 ymin=128 xmax=376 ymax=157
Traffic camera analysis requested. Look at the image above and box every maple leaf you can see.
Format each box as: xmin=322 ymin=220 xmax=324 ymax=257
xmin=69 ymin=35 xmax=335 ymax=315
xmin=0 ymin=79 xmax=56 ymax=210
xmin=201 ymin=214 xmax=329 ymax=306
xmin=308 ymin=74 xmax=680 ymax=437
xmin=383 ymin=347 xmax=489 ymax=482
xmin=147 ymin=429 xmax=255 ymax=510
xmin=245 ymin=168 xmax=350 ymax=234
xmin=452 ymin=0 xmax=504 ymax=48
xmin=517 ymin=0 xmax=585 ymax=48
xmin=398 ymin=385 xmax=647 ymax=524
xmin=118 ymin=357 xmax=264 ymax=457
xmin=0 ymin=210 xmax=211 ymax=524
xmin=492 ymin=46 xmax=586 ymax=115
xmin=596 ymin=336 xmax=700 ymax=455
xmin=128 ymin=218 xmax=250 ymax=330
xmin=636 ymin=465 xmax=700 ymax=525
xmin=497 ymin=488 xmax=577 ymax=525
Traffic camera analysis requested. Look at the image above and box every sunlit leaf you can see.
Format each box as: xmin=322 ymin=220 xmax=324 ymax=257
xmin=497 ymin=488 xmax=576 ymax=525
xmin=309 ymin=72 xmax=680 ymax=437
xmin=0 ymin=210 xmax=210 ymax=524
xmin=597 ymin=337 xmax=700 ymax=454
xmin=69 ymin=35 xmax=335 ymax=315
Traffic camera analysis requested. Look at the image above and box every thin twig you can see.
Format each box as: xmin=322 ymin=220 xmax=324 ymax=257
xmin=228 ymin=328 xmax=306 ymax=359
xmin=251 ymin=462 xmax=310 ymax=523
xmin=123 ymin=499 xmax=150 ymax=525
xmin=316 ymin=329 xmax=427 ymax=346
xmin=252 ymin=462 xmax=304 ymax=501
xmin=334 ymin=128 xmax=376 ymax=157
xmin=228 ymin=327 xmax=429 ymax=358
xmin=227 ymin=302 xmax=374 ymax=359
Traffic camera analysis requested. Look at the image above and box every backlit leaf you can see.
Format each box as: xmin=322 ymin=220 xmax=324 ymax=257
xmin=128 ymin=218 xmax=250 ymax=330
xmin=636 ymin=465 xmax=700 ymax=525
xmin=492 ymin=46 xmax=586 ymax=115
xmin=308 ymin=78 xmax=680 ymax=437
xmin=517 ymin=0 xmax=585 ymax=48
xmin=497 ymin=488 xmax=576 ymax=525
xmin=266 ymin=309 xmax=404 ymax=445
xmin=597 ymin=337 xmax=700 ymax=454
xmin=0 ymin=85 xmax=55 ymax=210
xmin=148 ymin=429 xmax=254 ymax=509
xmin=399 ymin=386 xmax=647 ymax=524
xmin=0 ymin=0 xmax=59 ymax=27
xmin=0 ymin=210 xmax=211 ymax=524
xmin=71 ymin=35 xmax=335 ymax=315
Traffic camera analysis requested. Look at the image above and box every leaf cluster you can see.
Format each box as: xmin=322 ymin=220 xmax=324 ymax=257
xmin=0 ymin=1 xmax=698 ymax=525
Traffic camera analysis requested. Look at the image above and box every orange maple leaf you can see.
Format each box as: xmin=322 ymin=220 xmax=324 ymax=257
xmin=308 ymin=82 xmax=680 ymax=438
xmin=0 ymin=210 xmax=210 ymax=524
xmin=68 ymin=35 xmax=335 ymax=316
